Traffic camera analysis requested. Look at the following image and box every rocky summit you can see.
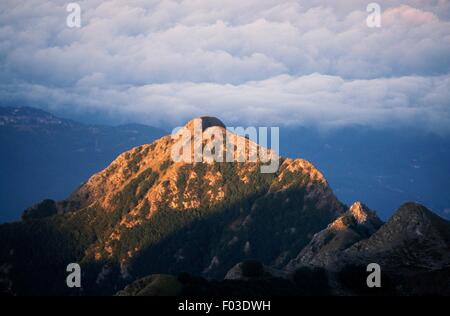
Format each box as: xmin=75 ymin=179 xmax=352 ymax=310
xmin=285 ymin=201 xmax=384 ymax=271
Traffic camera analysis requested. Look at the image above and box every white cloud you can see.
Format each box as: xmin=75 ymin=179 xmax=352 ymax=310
xmin=3 ymin=73 xmax=449 ymax=134
xmin=0 ymin=0 xmax=449 ymax=132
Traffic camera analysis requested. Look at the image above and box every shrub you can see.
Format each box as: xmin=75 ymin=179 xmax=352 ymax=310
xmin=159 ymin=160 xmax=172 ymax=172
xmin=240 ymin=260 xmax=264 ymax=278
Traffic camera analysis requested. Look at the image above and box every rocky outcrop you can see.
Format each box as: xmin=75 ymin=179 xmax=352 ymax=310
xmin=286 ymin=201 xmax=383 ymax=271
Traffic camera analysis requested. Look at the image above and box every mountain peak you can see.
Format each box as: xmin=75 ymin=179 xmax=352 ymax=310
xmin=183 ymin=116 xmax=226 ymax=132
xmin=286 ymin=201 xmax=382 ymax=271
xmin=327 ymin=201 xmax=381 ymax=231
xmin=348 ymin=201 xmax=378 ymax=225
xmin=388 ymin=202 xmax=450 ymax=241
xmin=394 ymin=202 xmax=435 ymax=219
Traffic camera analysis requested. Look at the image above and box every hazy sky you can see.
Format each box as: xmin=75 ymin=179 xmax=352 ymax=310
xmin=1 ymin=0 xmax=449 ymax=132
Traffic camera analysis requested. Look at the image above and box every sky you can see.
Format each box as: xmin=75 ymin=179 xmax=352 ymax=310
xmin=0 ymin=0 xmax=449 ymax=132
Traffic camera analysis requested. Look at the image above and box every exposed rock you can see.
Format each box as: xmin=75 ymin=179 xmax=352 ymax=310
xmin=286 ymin=201 xmax=383 ymax=271
xmin=183 ymin=116 xmax=226 ymax=132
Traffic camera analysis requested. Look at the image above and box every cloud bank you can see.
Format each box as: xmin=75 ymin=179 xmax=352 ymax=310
xmin=0 ymin=0 xmax=449 ymax=132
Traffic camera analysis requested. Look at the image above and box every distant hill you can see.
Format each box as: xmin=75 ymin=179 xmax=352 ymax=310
xmin=0 ymin=106 xmax=166 ymax=223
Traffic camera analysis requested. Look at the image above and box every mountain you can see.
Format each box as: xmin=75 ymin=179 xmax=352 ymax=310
xmin=0 ymin=106 xmax=166 ymax=223
xmin=1 ymin=115 xmax=448 ymax=296
xmin=0 ymin=116 xmax=346 ymax=295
